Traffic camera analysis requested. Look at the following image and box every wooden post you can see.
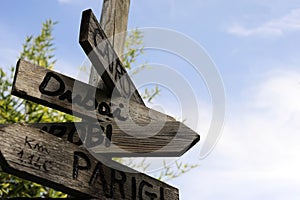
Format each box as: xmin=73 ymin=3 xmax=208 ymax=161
xmin=99 ymin=0 xmax=130 ymax=57
xmin=89 ymin=0 xmax=130 ymax=89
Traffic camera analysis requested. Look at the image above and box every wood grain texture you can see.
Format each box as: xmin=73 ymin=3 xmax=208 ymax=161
xmin=0 ymin=121 xmax=199 ymax=157
xmin=88 ymin=0 xmax=130 ymax=90
xmin=11 ymin=60 xmax=200 ymax=157
xmin=0 ymin=124 xmax=179 ymax=199
xmin=99 ymin=0 xmax=130 ymax=59
xmin=80 ymin=9 xmax=145 ymax=106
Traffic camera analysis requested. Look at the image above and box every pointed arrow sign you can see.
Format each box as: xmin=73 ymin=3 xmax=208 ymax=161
xmin=11 ymin=60 xmax=200 ymax=157
xmin=0 ymin=124 xmax=179 ymax=199
xmin=80 ymin=9 xmax=145 ymax=106
xmin=7 ymin=121 xmax=199 ymax=157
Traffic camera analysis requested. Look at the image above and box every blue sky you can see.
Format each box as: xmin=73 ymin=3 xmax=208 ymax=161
xmin=1 ymin=0 xmax=300 ymax=199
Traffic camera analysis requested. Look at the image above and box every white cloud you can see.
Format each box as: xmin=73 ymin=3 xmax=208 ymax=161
xmin=253 ymin=70 xmax=300 ymax=114
xmin=171 ymin=68 xmax=300 ymax=199
xmin=228 ymin=9 xmax=300 ymax=37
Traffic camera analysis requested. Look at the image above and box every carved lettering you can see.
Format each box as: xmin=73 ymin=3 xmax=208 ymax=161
xmin=70 ymin=151 xmax=166 ymax=199
xmin=132 ymin=177 xmax=137 ymax=200
xmin=98 ymin=102 xmax=112 ymax=117
xmin=89 ymin=161 xmax=110 ymax=197
xmin=42 ymin=160 xmax=52 ymax=171
xmin=139 ymin=180 xmax=157 ymax=200
xmin=40 ymin=123 xmax=113 ymax=148
xmin=93 ymin=28 xmax=109 ymax=58
xmin=33 ymin=143 xmax=50 ymax=154
xmin=39 ymin=72 xmax=65 ymax=96
xmin=92 ymin=28 xmax=132 ymax=98
xmin=18 ymin=136 xmax=52 ymax=172
xmin=48 ymin=125 xmax=67 ymax=137
xmin=73 ymin=151 xmax=91 ymax=180
xmin=112 ymin=103 xmax=128 ymax=121
xmin=105 ymin=124 xmax=112 ymax=147
xmin=24 ymin=136 xmax=34 ymax=149
xmin=85 ymin=124 xmax=104 ymax=148
xmin=160 ymin=187 xmax=164 ymax=200
xmin=68 ymin=126 xmax=84 ymax=146
xmin=38 ymin=73 xmax=128 ymax=121
xmin=110 ymin=169 xmax=126 ymax=199
xmin=58 ymin=90 xmax=73 ymax=103
xmin=81 ymin=89 xmax=97 ymax=110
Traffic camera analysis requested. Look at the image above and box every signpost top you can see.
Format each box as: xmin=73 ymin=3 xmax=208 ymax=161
xmin=89 ymin=0 xmax=130 ymax=90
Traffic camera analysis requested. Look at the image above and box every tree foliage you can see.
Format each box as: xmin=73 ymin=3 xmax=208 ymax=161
xmin=0 ymin=20 xmax=71 ymax=198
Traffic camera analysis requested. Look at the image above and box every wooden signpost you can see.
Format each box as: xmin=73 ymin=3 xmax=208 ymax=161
xmin=12 ymin=59 xmax=199 ymax=157
xmin=0 ymin=124 xmax=179 ymax=199
xmin=12 ymin=60 xmax=174 ymax=124
xmin=0 ymin=3 xmax=200 ymax=199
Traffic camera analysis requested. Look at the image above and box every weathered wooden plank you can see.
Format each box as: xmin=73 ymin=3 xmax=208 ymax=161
xmin=99 ymin=0 xmax=130 ymax=57
xmin=0 ymin=122 xmax=199 ymax=157
xmin=80 ymin=9 xmax=145 ymax=106
xmin=0 ymin=124 xmax=179 ymax=199
xmin=89 ymin=0 xmax=131 ymax=89
xmin=12 ymin=59 xmax=171 ymax=123
xmin=11 ymin=60 xmax=200 ymax=157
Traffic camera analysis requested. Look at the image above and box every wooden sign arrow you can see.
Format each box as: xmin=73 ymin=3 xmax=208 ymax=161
xmin=80 ymin=9 xmax=145 ymax=106
xmin=11 ymin=60 xmax=200 ymax=157
xmin=12 ymin=60 xmax=171 ymax=123
xmin=0 ymin=124 xmax=179 ymax=199
xmin=5 ymin=122 xmax=199 ymax=157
